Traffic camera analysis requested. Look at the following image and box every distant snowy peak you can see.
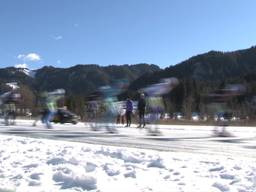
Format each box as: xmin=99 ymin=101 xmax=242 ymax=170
xmin=16 ymin=67 xmax=29 ymax=75
xmin=15 ymin=67 xmax=36 ymax=78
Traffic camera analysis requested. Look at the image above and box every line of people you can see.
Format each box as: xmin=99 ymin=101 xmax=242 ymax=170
xmin=115 ymin=78 xmax=180 ymax=132
xmin=123 ymin=93 xmax=146 ymax=128
xmin=1 ymin=77 xmax=178 ymax=132
xmin=0 ymin=81 xmax=67 ymax=129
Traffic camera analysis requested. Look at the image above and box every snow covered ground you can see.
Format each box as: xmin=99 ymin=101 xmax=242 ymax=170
xmin=0 ymin=120 xmax=256 ymax=192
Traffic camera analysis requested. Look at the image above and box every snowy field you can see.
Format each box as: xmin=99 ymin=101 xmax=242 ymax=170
xmin=0 ymin=133 xmax=256 ymax=192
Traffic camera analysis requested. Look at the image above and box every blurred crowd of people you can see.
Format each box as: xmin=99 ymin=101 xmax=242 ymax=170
xmin=1 ymin=77 xmax=248 ymax=136
xmin=0 ymin=78 xmax=180 ymax=133
xmin=83 ymin=77 xmax=180 ymax=134
xmin=0 ymin=82 xmax=67 ymax=128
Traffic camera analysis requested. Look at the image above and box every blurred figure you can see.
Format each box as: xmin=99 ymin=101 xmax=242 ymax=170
xmin=0 ymin=83 xmax=21 ymax=126
xmin=137 ymin=93 xmax=146 ymax=128
xmin=206 ymin=84 xmax=246 ymax=136
xmin=142 ymin=77 xmax=179 ymax=135
xmin=116 ymin=101 xmax=126 ymax=125
xmin=213 ymin=111 xmax=233 ymax=136
xmin=86 ymin=100 xmax=98 ymax=122
xmin=142 ymin=78 xmax=179 ymax=97
xmin=145 ymin=96 xmax=165 ymax=134
xmin=1 ymin=92 xmax=21 ymax=125
xmin=98 ymin=85 xmax=119 ymax=133
xmin=89 ymin=80 xmax=128 ymax=132
xmin=104 ymin=97 xmax=118 ymax=132
xmin=84 ymin=91 xmax=102 ymax=130
xmin=121 ymin=108 xmax=126 ymax=124
xmin=41 ymin=89 xmax=65 ymax=129
xmin=125 ymin=97 xmax=133 ymax=127
xmin=32 ymin=91 xmax=48 ymax=126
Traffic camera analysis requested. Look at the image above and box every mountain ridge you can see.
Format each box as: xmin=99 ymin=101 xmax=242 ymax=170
xmin=2 ymin=46 xmax=256 ymax=116
xmin=0 ymin=63 xmax=161 ymax=95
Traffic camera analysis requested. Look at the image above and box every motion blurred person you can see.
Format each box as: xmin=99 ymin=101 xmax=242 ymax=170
xmin=0 ymin=83 xmax=21 ymax=126
xmin=137 ymin=93 xmax=146 ymax=128
xmin=116 ymin=101 xmax=126 ymax=125
xmin=32 ymin=91 xmax=48 ymax=126
xmin=207 ymin=84 xmax=246 ymax=136
xmin=125 ymin=97 xmax=133 ymax=127
xmin=117 ymin=107 xmax=126 ymax=125
xmin=98 ymin=85 xmax=119 ymax=133
xmin=2 ymin=92 xmax=20 ymax=125
xmin=142 ymin=77 xmax=179 ymax=135
xmin=42 ymin=89 xmax=65 ymax=129
xmin=86 ymin=100 xmax=100 ymax=131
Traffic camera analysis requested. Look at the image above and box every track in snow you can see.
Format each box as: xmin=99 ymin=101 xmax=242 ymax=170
xmin=0 ymin=119 xmax=256 ymax=159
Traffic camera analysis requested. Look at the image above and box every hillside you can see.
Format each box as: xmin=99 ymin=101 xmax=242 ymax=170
xmin=129 ymin=46 xmax=256 ymax=91
xmin=0 ymin=64 xmax=159 ymax=94
xmin=1 ymin=46 xmax=256 ymax=117
xmin=34 ymin=64 xmax=160 ymax=95
xmin=126 ymin=46 xmax=256 ymax=117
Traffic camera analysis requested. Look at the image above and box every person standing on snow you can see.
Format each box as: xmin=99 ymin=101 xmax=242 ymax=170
xmin=137 ymin=93 xmax=146 ymax=128
xmin=125 ymin=97 xmax=133 ymax=127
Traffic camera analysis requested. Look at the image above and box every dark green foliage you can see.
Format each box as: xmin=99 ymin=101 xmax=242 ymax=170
xmin=1 ymin=46 xmax=256 ymax=118
xmin=127 ymin=46 xmax=256 ymax=118
xmin=0 ymin=64 xmax=160 ymax=116
xmin=34 ymin=64 xmax=160 ymax=95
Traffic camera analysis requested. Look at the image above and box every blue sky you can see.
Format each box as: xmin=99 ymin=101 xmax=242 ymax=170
xmin=1 ymin=0 xmax=256 ymax=69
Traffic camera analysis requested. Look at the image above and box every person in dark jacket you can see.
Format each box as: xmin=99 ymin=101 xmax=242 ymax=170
xmin=137 ymin=93 xmax=146 ymax=128
xmin=125 ymin=97 xmax=133 ymax=127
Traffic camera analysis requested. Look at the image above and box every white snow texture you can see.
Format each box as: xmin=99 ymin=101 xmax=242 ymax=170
xmin=0 ymin=135 xmax=255 ymax=192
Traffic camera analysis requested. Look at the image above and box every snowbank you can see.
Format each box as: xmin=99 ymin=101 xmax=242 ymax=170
xmin=0 ymin=135 xmax=255 ymax=192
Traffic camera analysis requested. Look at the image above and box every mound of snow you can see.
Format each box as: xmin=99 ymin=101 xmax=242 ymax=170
xmin=47 ymin=157 xmax=68 ymax=165
xmin=103 ymin=164 xmax=120 ymax=176
xmin=212 ymin=182 xmax=230 ymax=192
xmin=85 ymin=162 xmax=97 ymax=172
xmin=30 ymin=173 xmax=42 ymax=180
xmin=124 ymin=170 xmax=136 ymax=178
xmin=147 ymin=158 xmax=165 ymax=169
xmin=53 ymin=171 xmax=97 ymax=190
xmin=0 ymin=134 xmax=255 ymax=192
xmin=220 ymin=173 xmax=235 ymax=180
xmin=209 ymin=166 xmax=224 ymax=172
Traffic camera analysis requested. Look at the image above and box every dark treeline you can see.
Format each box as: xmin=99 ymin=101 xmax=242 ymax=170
xmin=124 ymin=46 xmax=256 ymax=119
xmin=1 ymin=46 xmax=256 ymax=119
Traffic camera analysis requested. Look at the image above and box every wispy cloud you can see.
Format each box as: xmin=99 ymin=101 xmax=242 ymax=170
xmin=57 ymin=60 xmax=62 ymax=64
xmin=53 ymin=35 xmax=63 ymax=40
xmin=17 ymin=54 xmax=24 ymax=60
xmin=15 ymin=63 xmax=28 ymax=69
xmin=17 ymin=53 xmax=41 ymax=62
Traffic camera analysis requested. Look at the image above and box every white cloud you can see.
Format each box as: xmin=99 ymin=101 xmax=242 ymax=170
xmin=15 ymin=63 xmax=28 ymax=69
xmin=17 ymin=54 xmax=25 ymax=59
xmin=57 ymin=60 xmax=62 ymax=64
xmin=17 ymin=53 xmax=41 ymax=62
xmin=26 ymin=53 xmax=41 ymax=61
xmin=53 ymin=35 xmax=63 ymax=40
